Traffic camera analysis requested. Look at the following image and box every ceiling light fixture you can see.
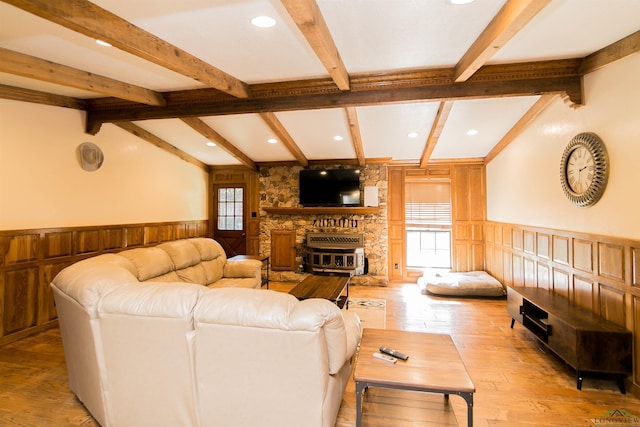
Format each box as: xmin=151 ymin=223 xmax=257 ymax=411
xmin=206 ymin=141 xmax=216 ymax=147
xmin=267 ymin=138 xmax=278 ymax=144
xmin=96 ymin=39 xmax=112 ymax=47
xmin=407 ymin=131 xmax=419 ymax=138
xmin=333 ymin=135 xmax=344 ymax=141
xmin=466 ymin=129 xmax=479 ymax=136
xmin=450 ymin=0 xmax=475 ymax=5
xmin=251 ymin=16 xmax=276 ymax=28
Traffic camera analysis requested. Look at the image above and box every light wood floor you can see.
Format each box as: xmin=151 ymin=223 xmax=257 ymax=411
xmin=1 ymin=281 xmax=640 ymax=426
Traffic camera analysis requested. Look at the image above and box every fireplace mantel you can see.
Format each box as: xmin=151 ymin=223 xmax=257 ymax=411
xmin=263 ymin=207 xmax=378 ymax=215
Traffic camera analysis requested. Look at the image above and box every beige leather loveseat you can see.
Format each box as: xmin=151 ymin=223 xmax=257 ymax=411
xmin=51 ymin=237 xmax=361 ymax=427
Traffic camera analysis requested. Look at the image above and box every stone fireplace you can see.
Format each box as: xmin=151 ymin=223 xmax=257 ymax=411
xmin=259 ymin=164 xmax=388 ymax=285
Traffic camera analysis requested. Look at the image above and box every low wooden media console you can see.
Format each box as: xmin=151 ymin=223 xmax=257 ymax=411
xmin=507 ymin=286 xmax=632 ymax=393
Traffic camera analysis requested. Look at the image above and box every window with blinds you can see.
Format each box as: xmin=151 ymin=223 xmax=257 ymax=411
xmin=405 ymin=181 xmax=451 ymax=227
xmin=405 ymin=180 xmax=452 ymax=268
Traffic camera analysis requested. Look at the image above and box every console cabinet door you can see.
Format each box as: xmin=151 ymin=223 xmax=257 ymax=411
xmin=506 ymin=287 xmax=523 ymax=324
xmin=271 ymin=230 xmax=296 ymax=271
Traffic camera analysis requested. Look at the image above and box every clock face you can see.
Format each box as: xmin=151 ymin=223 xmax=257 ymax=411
xmin=566 ymin=146 xmax=595 ymax=194
xmin=559 ymin=133 xmax=608 ymax=207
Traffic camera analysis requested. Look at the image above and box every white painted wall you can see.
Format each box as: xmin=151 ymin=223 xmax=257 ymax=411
xmin=0 ymin=100 xmax=208 ymax=230
xmin=487 ymin=54 xmax=640 ymax=240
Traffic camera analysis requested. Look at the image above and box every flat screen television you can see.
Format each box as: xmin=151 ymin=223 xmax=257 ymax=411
xmin=299 ymin=168 xmax=361 ymax=206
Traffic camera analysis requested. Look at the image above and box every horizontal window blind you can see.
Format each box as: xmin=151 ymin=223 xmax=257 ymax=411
xmin=405 ymin=181 xmax=451 ymax=227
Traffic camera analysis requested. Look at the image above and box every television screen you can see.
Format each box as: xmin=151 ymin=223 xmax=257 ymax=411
xmin=299 ymin=169 xmax=361 ymax=206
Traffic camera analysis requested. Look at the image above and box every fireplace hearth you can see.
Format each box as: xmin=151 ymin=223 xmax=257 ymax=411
xmin=306 ymin=232 xmax=365 ymax=276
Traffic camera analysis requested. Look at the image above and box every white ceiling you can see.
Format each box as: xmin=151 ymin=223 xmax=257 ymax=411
xmin=1 ymin=0 xmax=639 ymax=167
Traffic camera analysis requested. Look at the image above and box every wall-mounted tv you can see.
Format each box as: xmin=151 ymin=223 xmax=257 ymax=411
xmin=299 ymin=168 xmax=361 ymax=206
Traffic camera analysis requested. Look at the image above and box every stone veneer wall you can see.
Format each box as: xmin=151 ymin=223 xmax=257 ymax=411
xmin=259 ymin=164 xmax=388 ymax=285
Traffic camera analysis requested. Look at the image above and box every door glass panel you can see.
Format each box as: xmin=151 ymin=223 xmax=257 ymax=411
xmin=217 ymin=186 xmax=244 ymax=231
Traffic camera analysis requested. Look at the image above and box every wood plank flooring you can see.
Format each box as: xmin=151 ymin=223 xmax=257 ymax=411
xmin=1 ymin=281 xmax=639 ymax=426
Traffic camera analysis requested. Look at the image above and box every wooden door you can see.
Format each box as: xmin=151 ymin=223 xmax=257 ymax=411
xmin=213 ymin=185 xmax=246 ymax=257
xmin=271 ymin=230 xmax=296 ymax=271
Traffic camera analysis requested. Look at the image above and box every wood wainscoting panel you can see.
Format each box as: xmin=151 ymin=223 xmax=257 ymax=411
xmin=524 ymin=230 xmax=535 ymax=255
xmin=485 ymin=223 xmax=495 ymax=244
xmin=145 ymin=224 xmax=175 ymax=245
xmin=502 ymin=226 xmax=512 ymax=248
xmin=0 ymin=220 xmax=208 ymax=344
xmin=494 ymin=224 xmax=503 ymax=245
xmin=599 ymin=284 xmax=626 ymax=327
xmin=389 ymin=223 xmax=404 ymax=240
xmin=101 ymin=229 xmax=124 ymax=251
xmin=471 ymin=223 xmax=483 ymax=241
xmin=125 ymin=226 xmax=145 ymax=248
xmin=552 ymin=235 xmax=570 ymax=265
xmin=512 ymin=228 xmax=523 ymax=251
xmin=633 ymin=247 xmax=640 ymax=287
xmin=3 ymin=267 xmax=38 ymax=336
xmin=44 ymin=232 xmax=73 ymax=259
xmin=75 ymin=230 xmax=100 ymax=255
xmin=537 ymin=262 xmax=551 ymax=291
xmin=502 ymin=249 xmax=512 ymax=286
xmin=573 ymin=275 xmax=596 ymax=312
xmin=0 ymin=234 xmax=39 ymax=266
xmin=456 ymin=224 xmax=470 ymax=241
xmin=598 ymin=242 xmax=625 ymax=282
xmin=524 ymin=257 xmax=536 ymax=287
xmin=537 ymin=233 xmax=550 ymax=260
xmin=512 ymin=254 xmax=524 ymax=287
xmin=551 ymin=267 xmax=568 ymax=297
xmin=573 ymin=239 xmax=594 ymax=273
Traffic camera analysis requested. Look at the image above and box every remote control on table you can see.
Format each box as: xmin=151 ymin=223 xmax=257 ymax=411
xmin=379 ymin=347 xmax=409 ymax=361
xmin=373 ymin=352 xmax=397 ymax=363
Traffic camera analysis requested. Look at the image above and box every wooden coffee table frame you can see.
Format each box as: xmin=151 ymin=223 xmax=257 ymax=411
xmin=354 ymin=329 xmax=475 ymax=427
xmin=288 ymin=274 xmax=350 ymax=309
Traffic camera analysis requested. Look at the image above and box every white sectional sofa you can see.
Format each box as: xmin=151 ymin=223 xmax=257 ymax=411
xmin=51 ymin=237 xmax=361 ymax=427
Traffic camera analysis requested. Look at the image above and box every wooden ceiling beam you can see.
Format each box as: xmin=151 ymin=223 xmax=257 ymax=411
xmin=281 ymin=0 xmax=350 ymax=91
xmin=579 ymin=30 xmax=640 ymax=75
xmin=0 ymin=48 xmax=166 ymax=106
xmin=484 ymin=93 xmax=556 ymax=164
xmin=259 ymin=112 xmax=308 ymax=167
xmin=86 ymin=74 xmax=582 ymax=132
xmin=453 ymin=0 xmax=551 ymax=82
xmin=345 ymin=107 xmax=365 ymax=166
xmin=0 ymin=83 xmax=86 ymax=109
xmin=419 ymin=101 xmax=454 ymax=168
xmin=180 ymin=118 xmax=257 ymax=170
xmin=3 ymin=0 xmax=250 ymax=99
xmin=114 ymin=122 xmax=209 ymax=171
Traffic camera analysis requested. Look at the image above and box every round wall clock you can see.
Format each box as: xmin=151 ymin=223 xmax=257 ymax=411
xmin=559 ymin=132 xmax=608 ymax=207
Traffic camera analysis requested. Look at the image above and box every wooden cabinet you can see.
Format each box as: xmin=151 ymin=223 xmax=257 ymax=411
xmin=270 ymin=230 xmax=296 ymax=271
xmin=507 ymin=286 xmax=632 ymax=393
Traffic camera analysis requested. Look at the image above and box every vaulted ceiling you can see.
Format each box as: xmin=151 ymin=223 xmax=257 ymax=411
xmin=1 ymin=0 xmax=639 ymax=171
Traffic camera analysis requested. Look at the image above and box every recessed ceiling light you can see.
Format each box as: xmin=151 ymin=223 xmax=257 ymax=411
xmin=333 ymin=135 xmax=344 ymax=141
xmin=267 ymin=138 xmax=278 ymax=144
xmin=450 ymin=0 xmax=474 ymax=5
xmin=251 ymin=16 xmax=276 ymax=28
xmin=407 ymin=131 xmax=419 ymax=138
xmin=206 ymin=141 xmax=216 ymax=147
xmin=466 ymin=129 xmax=479 ymax=136
xmin=96 ymin=39 xmax=112 ymax=47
